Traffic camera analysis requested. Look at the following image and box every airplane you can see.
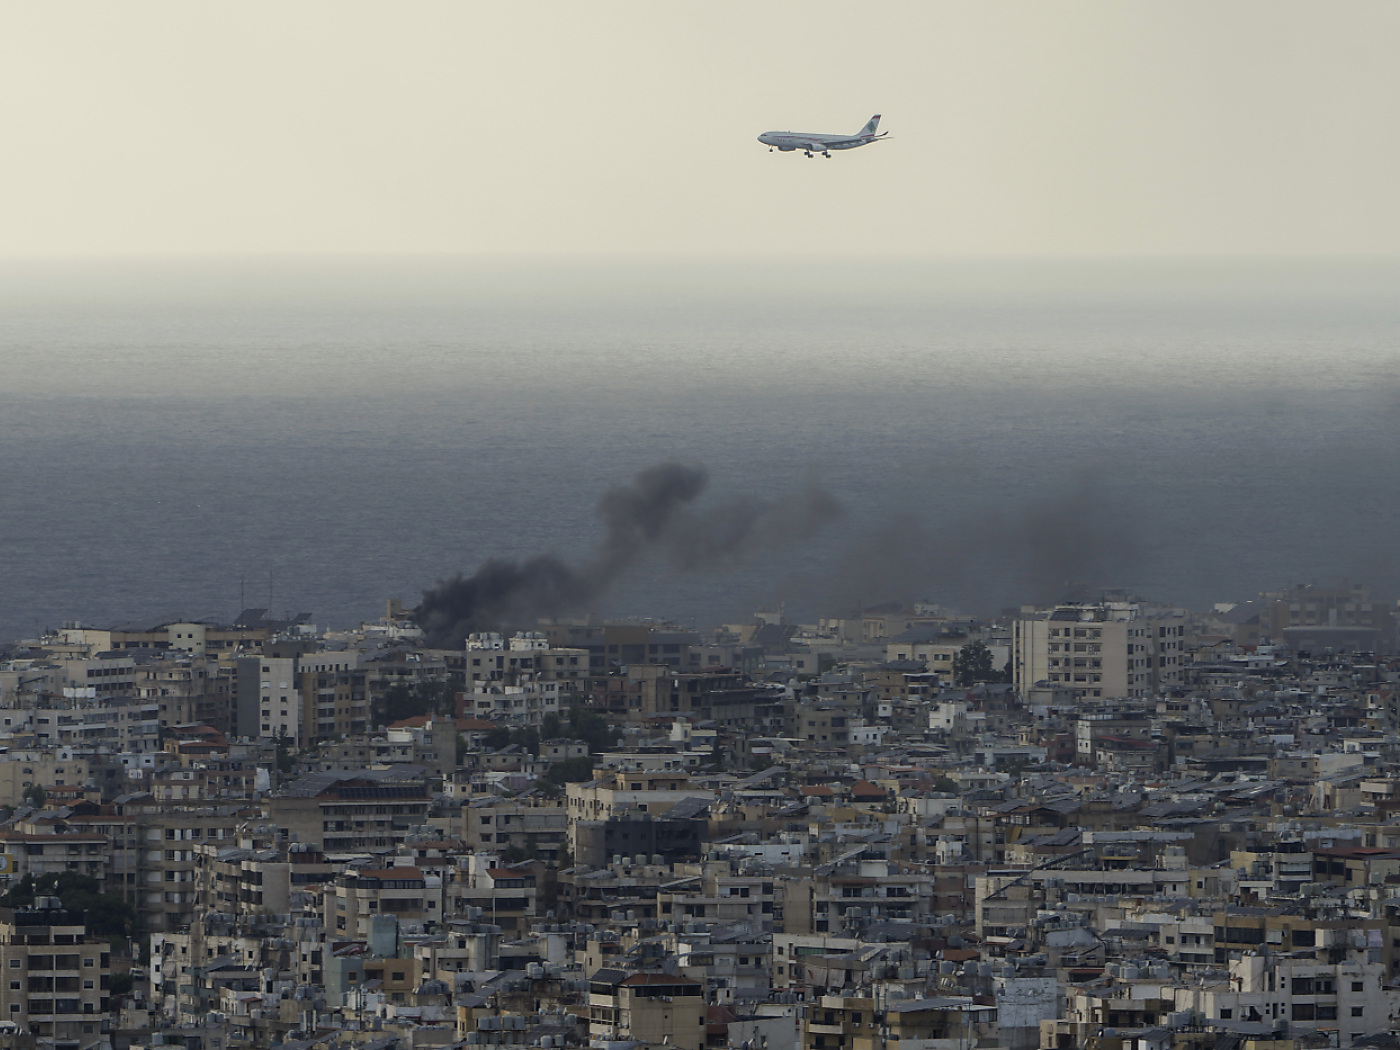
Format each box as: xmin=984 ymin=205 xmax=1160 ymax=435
xmin=758 ymin=114 xmax=889 ymax=158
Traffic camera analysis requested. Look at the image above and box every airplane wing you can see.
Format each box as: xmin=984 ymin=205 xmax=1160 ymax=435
xmin=802 ymin=141 xmax=826 ymax=152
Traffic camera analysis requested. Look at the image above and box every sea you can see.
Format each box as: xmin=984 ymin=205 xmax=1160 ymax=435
xmin=1 ymin=255 xmax=1398 ymax=644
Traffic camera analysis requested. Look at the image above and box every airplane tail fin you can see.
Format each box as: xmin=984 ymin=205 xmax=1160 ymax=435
xmin=857 ymin=114 xmax=881 ymax=136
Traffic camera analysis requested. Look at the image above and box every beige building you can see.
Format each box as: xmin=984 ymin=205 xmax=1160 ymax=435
xmin=0 ymin=832 xmax=109 ymax=886
xmin=265 ymin=769 xmax=432 ymax=853
xmin=120 ymin=796 xmax=254 ymax=933
xmin=296 ymin=654 xmax=366 ymax=743
xmin=0 ymin=753 xmax=90 ymax=809
xmin=327 ymin=866 xmax=441 ymax=940
xmin=565 ymin=771 xmax=715 ymax=855
xmin=0 ymin=900 xmax=111 ymax=1050
xmin=1014 ymin=602 xmax=1187 ymax=699
xmin=588 ymin=969 xmax=705 ymax=1050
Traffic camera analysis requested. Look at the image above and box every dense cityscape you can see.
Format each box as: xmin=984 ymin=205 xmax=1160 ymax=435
xmin=0 ymin=583 xmax=1393 ymax=1050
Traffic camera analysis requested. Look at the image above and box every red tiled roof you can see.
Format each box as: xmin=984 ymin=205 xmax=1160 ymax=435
xmin=355 ymin=867 xmax=425 ymax=881
xmin=456 ymin=718 xmax=499 ymax=731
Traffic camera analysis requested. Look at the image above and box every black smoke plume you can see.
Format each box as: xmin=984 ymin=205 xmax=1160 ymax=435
xmin=814 ymin=477 xmax=1142 ymax=617
xmin=415 ymin=462 xmax=840 ymax=647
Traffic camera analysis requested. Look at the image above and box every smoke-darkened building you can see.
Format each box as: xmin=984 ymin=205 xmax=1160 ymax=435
xmin=574 ymin=799 xmax=708 ymax=868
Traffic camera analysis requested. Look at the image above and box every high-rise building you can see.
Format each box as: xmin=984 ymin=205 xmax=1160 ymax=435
xmin=0 ymin=898 xmax=111 ymax=1050
xmin=1013 ymin=602 xmax=1187 ymax=699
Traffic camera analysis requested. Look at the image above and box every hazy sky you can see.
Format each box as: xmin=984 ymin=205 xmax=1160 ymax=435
xmin=4 ymin=2 xmax=1399 ymax=257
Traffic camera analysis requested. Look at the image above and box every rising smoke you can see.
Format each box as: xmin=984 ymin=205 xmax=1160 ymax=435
xmin=415 ymin=462 xmax=841 ymax=647
xmin=814 ymin=477 xmax=1143 ymax=617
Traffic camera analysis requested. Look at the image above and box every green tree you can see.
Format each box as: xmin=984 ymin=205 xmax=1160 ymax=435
xmin=420 ymin=679 xmax=456 ymax=716
xmin=275 ymin=728 xmax=296 ymax=775
xmin=540 ymin=712 xmax=563 ymax=740
xmin=374 ymin=678 xmax=456 ymax=726
xmin=541 ymin=755 xmax=596 ymax=787
xmin=0 ymin=873 xmax=136 ymax=945
xmin=953 ymin=641 xmax=998 ymax=687
xmin=377 ymin=683 xmax=428 ymax=724
xmin=501 ymin=726 xmax=538 ymax=757
xmin=21 ymin=785 xmax=45 ymax=809
xmin=567 ymin=708 xmax=620 ymax=753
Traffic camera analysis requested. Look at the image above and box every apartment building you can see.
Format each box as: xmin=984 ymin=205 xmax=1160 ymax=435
xmin=0 ymin=752 xmax=89 ymax=809
xmin=465 ymin=682 xmax=562 ymax=724
xmin=587 ymin=969 xmax=705 ymax=1050
xmin=1013 ymin=602 xmax=1188 ymax=699
xmin=0 ymin=899 xmax=111 ymax=1050
xmin=458 ymin=634 xmax=589 ymax=688
xmin=267 ymin=769 xmax=432 ymax=853
xmin=657 ymin=867 xmax=777 ymax=928
xmin=783 ymin=861 xmax=932 ymax=936
xmin=446 ymin=856 xmax=538 ymax=935
xmin=234 ymin=657 xmax=300 ymax=743
xmin=565 ymin=771 xmax=716 ymax=855
xmin=296 ymin=653 xmax=365 ymax=743
xmin=326 ymin=866 xmax=441 ymax=939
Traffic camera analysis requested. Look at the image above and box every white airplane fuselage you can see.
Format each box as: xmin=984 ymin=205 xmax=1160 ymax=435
xmin=758 ymin=115 xmax=887 ymax=157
